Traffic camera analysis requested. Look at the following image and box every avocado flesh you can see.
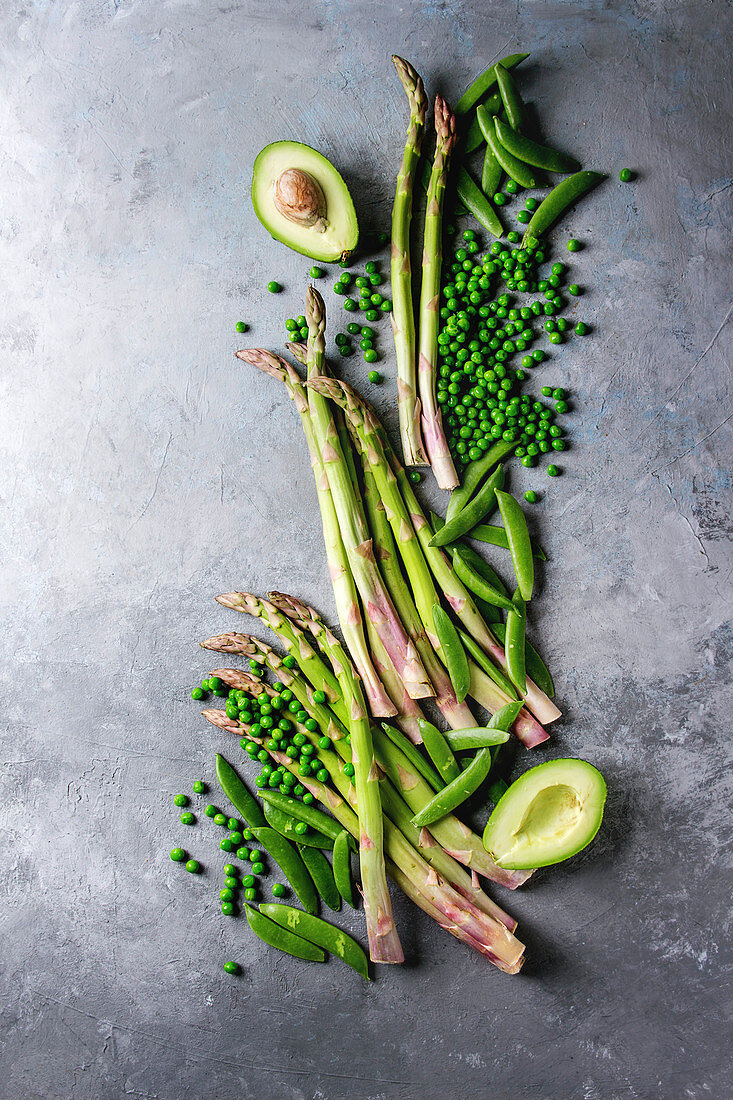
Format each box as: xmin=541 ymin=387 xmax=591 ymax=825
xmin=483 ymin=758 xmax=606 ymax=870
xmin=251 ymin=141 xmax=359 ymax=262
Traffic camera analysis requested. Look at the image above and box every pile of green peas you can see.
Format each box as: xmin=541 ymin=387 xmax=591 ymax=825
xmin=436 ymin=217 xmax=589 ymax=474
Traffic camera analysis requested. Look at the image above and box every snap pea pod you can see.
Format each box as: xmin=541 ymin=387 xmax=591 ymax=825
xmin=455 ymin=52 xmax=529 ymax=115
xmin=455 ymin=168 xmax=503 ymax=238
xmin=491 ymin=623 xmax=555 ymax=699
xmin=417 ymin=718 xmax=461 ymax=784
xmin=495 ymin=489 xmax=534 ymax=602
xmin=259 ymin=903 xmax=369 ymax=980
xmin=411 ymin=748 xmax=493 ymax=827
xmin=487 ymin=777 xmax=508 ymax=803
xmin=521 ymin=170 xmax=606 ymax=246
xmin=380 ymin=722 xmax=443 ymax=792
xmin=458 ymin=628 xmax=519 ymax=701
xmin=443 ymin=726 xmax=511 ymax=751
xmin=263 ymin=803 xmax=335 ymax=850
xmin=481 ymin=142 xmax=503 ymax=198
xmin=463 ymin=104 xmax=491 ymax=154
xmin=495 ymin=62 xmax=524 ymax=131
xmin=505 ymin=591 xmax=527 ymax=694
xmin=494 ymin=116 xmax=580 ymax=174
xmin=298 ymin=845 xmax=341 ymax=911
xmin=215 ymin=752 xmax=266 ymax=828
xmin=430 ymin=513 xmax=504 ymax=626
xmin=258 ymin=790 xmax=353 ymax=845
xmin=468 ymin=522 xmax=547 ymax=561
xmin=249 ymin=826 xmax=319 ymax=915
xmin=452 ymin=548 xmax=516 ymax=612
xmin=477 ymin=108 xmax=538 ymax=190
xmin=332 ymin=830 xmax=358 ymax=908
xmin=431 ymin=464 xmax=505 ymax=547
xmin=447 ymin=440 xmax=517 ymax=521
xmin=450 ymin=542 xmax=509 ymax=597
xmin=244 ymin=903 xmax=325 ymax=963
xmin=432 ymin=604 xmax=470 ymax=703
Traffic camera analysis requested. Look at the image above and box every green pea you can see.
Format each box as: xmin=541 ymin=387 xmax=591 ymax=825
xmin=566 ymin=239 xmax=581 ymax=252
xmin=170 ymin=848 xmax=186 ymax=862
xmin=244 ymin=887 xmax=257 ymax=901
xmin=251 ymin=861 xmax=265 ymax=875
xmin=575 ymin=321 xmax=589 ymax=335
xmin=236 ymin=847 xmax=249 ymax=861
xmin=568 ymin=284 xmax=581 ymax=295
xmin=223 ymin=960 xmax=239 ymax=974
xmin=547 ymin=464 xmax=561 ymax=476
xmin=365 ymin=352 xmax=379 ymax=366
xmin=190 ymin=687 xmax=204 ymax=700
xmin=619 ymin=168 xmax=633 ymax=182
xmin=213 ymin=813 xmax=226 ymax=827
xmin=180 ymin=812 xmax=195 ymax=825
xmin=555 ymin=401 xmax=569 ymax=414
xmin=242 ymin=874 xmax=255 ymax=888
xmin=524 ymin=490 xmax=539 ymax=503
xmin=193 ymin=781 xmax=205 ymax=794
xmin=220 ymin=839 xmax=234 ymax=852
xmin=505 ymin=180 xmax=519 ymax=194
xmin=185 ymin=859 xmax=200 ymax=874
xmin=272 ymin=883 xmax=287 ymax=898
xmin=525 ymin=197 xmax=539 ymax=211
xmin=379 ymin=300 xmax=392 ymax=312
xmin=408 ymin=470 xmax=421 ymax=484
xmin=343 ymin=298 xmax=356 ymax=312
xmin=221 ymin=902 xmax=235 ymax=916
xmin=204 ymin=804 xmax=218 ymax=818
xmin=549 ymin=332 xmax=562 ymax=344
xmin=552 ymin=439 xmax=566 ymax=451
xmin=224 ymin=877 xmax=239 ymax=891
xmin=229 ymin=832 xmax=243 ymax=847
xmin=365 ymin=308 xmax=379 ymax=321
xmin=173 ymin=793 xmax=188 ymax=807
xmin=309 ymin=266 xmax=324 ymax=278
xmin=267 ymin=281 xmax=281 ymax=293
xmin=493 ymin=192 xmax=507 ymax=206
xmin=220 ymin=888 xmax=235 ymax=902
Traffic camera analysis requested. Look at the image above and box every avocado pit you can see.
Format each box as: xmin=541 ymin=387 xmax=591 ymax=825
xmin=273 ymin=168 xmax=327 ymax=230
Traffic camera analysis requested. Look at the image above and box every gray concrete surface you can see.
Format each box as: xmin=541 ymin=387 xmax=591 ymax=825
xmin=1 ymin=1 xmax=731 ymax=1097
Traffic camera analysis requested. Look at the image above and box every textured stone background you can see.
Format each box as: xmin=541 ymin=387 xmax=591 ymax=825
xmin=1 ymin=1 xmax=731 ymax=1098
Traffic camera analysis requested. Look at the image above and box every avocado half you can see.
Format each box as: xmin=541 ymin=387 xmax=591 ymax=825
xmin=251 ymin=141 xmax=359 ymax=263
xmin=483 ymin=758 xmax=607 ymax=870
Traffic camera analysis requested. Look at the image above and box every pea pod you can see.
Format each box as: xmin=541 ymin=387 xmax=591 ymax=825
xmin=451 ymin=543 xmax=509 ymax=596
xmin=455 ymin=52 xmax=530 ymax=115
xmin=444 ymin=726 xmax=511 ymax=751
xmin=259 ymin=903 xmax=369 ymax=980
xmin=491 ymin=622 xmax=555 ymax=699
xmin=417 ymin=718 xmax=460 ymax=784
xmin=431 ymin=464 xmax=505 ymax=546
xmin=477 ymin=109 xmax=538 ymax=190
xmin=481 ymin=142 xmax=502 ymax=199
xmin=447 ymin=440 xmax=517 ymax=521
xmin=458 ymin=628 xmax=519 ymax=701
xmin=494 ymin=116 xmax=580 ymax=174
xmin=456 ymin=168 xmax=503 ymax=238
xmin=495 ymin=489 xmax=534 ymax=602
xmin=258 ymin=789 xmax=347 ymax=843
xmin=332 ymin=830 xmax=358 ymax=908
xmin=452 ymin=547 xmax=516 ymax=612
xmin=423 ymin=91 xmax=502 ymax=188
xmin=381 ymin=722 xmax=443 ymax=792
xmin=488 ymin=777 xmax=508 ymax=803
xmin=468 ymin=522 xmax=547 ymax=561
xmin=215 ymin=753 xmax=266 ymax=828
xmin=521 ymin=170 xmax=606 ymax=246
xmin=248 ymin=825 xmax=319 ymax=915
xmin=411 ymin=748 xmax=494 ymax=827
xmin=495 ymin=62 xmax=524 ymax=131
xmin=244 ymin=903 xmax=325 ymax=963
xmin=505 ymin=591 xmax=527 ymax=694
xmin=263 ymin=803 xmax=335 ymax=850
xmin=298 ymin=845 xmax=341 ymax=911
xmin=432 ymin=604 xmax=470 ymax=703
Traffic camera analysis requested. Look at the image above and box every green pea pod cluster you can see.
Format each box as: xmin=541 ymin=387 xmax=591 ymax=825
xmin=245 ymin=903 xmax=325 ymax=963
xmin=259 ymin=903 xmax=370 ymax=980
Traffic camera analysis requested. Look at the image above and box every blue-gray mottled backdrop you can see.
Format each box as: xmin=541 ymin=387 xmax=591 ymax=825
xmin=1 ymin=1 xmax=731 ymax=1097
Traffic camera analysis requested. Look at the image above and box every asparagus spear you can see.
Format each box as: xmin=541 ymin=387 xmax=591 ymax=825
xmin=236 ymin=347 xmax=397 ymax=718
xmin=263 ymin=592 xmax=403 ymax=964
xmin=204 ymin=657 xmax=517 ymax=931
xmin=391 ymin=56 xmax=429 ymax=468
xmin=202 ymin=702 xmax=524 ymax=972
xmin=417 ymin=95 xmax=459 ymax=490
xmin=306 ymin=374 xmax=551 ymax=745
xmin=304 ymin=288 xmax=433 ymax=700
xmin=267 ymin=592 xmax=527 ymax=890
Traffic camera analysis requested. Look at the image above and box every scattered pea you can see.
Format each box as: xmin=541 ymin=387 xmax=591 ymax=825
xmin=251 ymin=861 xmax=265 ymax=875
xmin=566 ymin=239 xmax=581 ymax=252
xmin=367 ymin=369 xmax=381 ymax=382
xmin=213 ymin=813 xmax=227 ymax=827
xmin=185 ymin=859 xmax=200 ymax=874
xmin=173 ymin=794 xmax=188 ymax=807
xmin=221 ymin=902 xmax=236 ymax=916
xmin=204 ymin=805 xmax=218 ymax=818
xmin=619 ymin=168 xmax=634 ymax=182
xmin=568 ymin=284 xmax=581 ymax=296
xmin=191 ymin=687 xmax=204 ymax=700
xmin=235 ymin=321 xmax=248 ymax=333
xmin=242 ymin=874 xmax=255 ymax=888
xmin=220 ymin=888 xmax=235 ymax=902
xmin=244 ymin=887 xmax=257 ymax=901
xmin=547 ymin=464 xmax=561 ymax=476
xmin=193 ymin=781 xmax=205 ymax=794
xmin=170 ymin=848 xmax=186 ymax=862
xmin=180 ymin=812 xmax=195 ymax=826
xmin=309 ymin=266 xmax=324 ymax=278
xmin=575 ymin=321 xmax=589 ymax=335
xmin=267 ymin=281 xmax=281 ymax=293
xmin=524 ymin=490 xmax=539 ymax=503
xmin=272 ymin=884 xmax=287 ymax=898
xmin=408 ymin=471 xmax=421 ymax=483
xmin=223 ymin=961 xmax=239 ymax=974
